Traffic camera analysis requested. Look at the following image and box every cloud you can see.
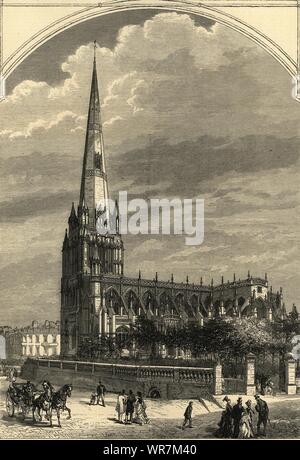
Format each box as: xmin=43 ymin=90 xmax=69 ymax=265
xmin=0 ymin=190 xmax=76 ymax=223
xmin=7 ymin=111 xmax=81 ymax=140
xmin=108 ymin=135 xmax=300 ymax=201
xmin=0 ymin=253 xmax=60 ymax=325
xmin=131 ymin=238 xmax=165 ymax=257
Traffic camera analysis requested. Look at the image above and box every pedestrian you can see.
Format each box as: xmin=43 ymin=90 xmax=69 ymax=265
xmin=125 ymin=390 xmax=136 ymax=424
xmin=238 ymin=400 xmax=254 ymax=438
xmin=231 ymin=397 xmax=244 ymax=438
xmin=96 ymin=380 xmax=106 ymax=407
xmin=133 ymin=391 xmax=150 ymax=425
xmin=217 ymin=396 xmax=233 ymax=438
xmin=115 ymin=389 xmax=127 ymax=423
xmin=245 ymin=400 xmax=255 ymax=437
xmin=182 ymin=401 xmax=193 ymax=430
xmin=254 ymin=394 xmax=269 ymax=436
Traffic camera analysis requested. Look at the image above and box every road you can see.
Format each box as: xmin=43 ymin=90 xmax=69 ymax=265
xmin=1 ymin=377 xmax=300 ymax=439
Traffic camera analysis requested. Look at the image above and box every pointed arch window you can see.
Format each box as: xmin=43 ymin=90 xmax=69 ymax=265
xmin=94 ymin=153 xmax=102 ymax=170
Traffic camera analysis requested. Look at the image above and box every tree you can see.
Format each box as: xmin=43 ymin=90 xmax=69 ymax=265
xmin=132 ymin=317 xmax=163 ymax=357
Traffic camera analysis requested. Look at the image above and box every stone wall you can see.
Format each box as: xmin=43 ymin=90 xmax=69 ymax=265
xmin=21 ymin=358 xmax=215 ymax=400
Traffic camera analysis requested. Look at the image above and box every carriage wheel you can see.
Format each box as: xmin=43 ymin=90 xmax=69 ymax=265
xmin=6 ymin=394 xmax=15 ymax=417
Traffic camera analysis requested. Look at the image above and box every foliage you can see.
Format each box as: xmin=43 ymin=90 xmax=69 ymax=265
xmin=132 ymin=316 xmax=300 ymax=361
xmin=270 ymin=317 xmax=300 ymax=347
xmin=77 ymin=314 xmax=300 ymax=365
xmin=131 ymin=317 xmax=163 ymax=357
xmin=78 ymin=335 xmax=121 ymax=360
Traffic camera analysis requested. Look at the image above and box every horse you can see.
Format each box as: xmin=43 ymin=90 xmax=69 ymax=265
xmin=51 ymin=384 xmax=72 ymax=428
xmin=32 ymin=381 xmax=53 ymax=426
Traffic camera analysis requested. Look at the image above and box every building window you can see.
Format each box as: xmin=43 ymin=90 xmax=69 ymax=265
xmin=257 ymin=286 xmax=262 ymax=293
xmin=116 ymin=326 xmax=129 ymax=346
xmin=94 ymin=153 xmax=102 ymax=170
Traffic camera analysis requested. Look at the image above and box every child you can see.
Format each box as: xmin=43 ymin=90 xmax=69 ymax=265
xmin=89 ymin=392 xmax=97 ymax=405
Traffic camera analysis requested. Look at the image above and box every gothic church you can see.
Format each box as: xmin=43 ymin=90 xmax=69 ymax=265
xmin=60 ymin=52 xmax=286 ymax=357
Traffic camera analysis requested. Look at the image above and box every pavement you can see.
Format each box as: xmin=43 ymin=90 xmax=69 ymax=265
xmin=1 ymin=377 xmax=300 ymax=439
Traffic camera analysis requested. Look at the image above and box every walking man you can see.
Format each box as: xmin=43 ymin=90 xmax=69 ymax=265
xmin=125 ymin=390 xmax=136 ymax=424
xmin=96 ymin=380 xmax=106 ymax=407
xmin=231 ymin=397 xmax=244 ymax=438
xmin=182 ymin=401 xmax=193 ymax=430
xmin=255 ymin=394 xmax=269 ymax=436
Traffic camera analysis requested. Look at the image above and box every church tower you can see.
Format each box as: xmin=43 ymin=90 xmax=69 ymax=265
xmin=60 ymin=44 xmax=124 ymax=357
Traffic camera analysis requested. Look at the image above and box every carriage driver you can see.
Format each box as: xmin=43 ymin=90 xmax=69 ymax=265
xmin=42 ymin=380 xmax=55 ymax=393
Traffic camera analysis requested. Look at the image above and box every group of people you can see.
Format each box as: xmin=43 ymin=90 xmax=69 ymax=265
xmin=115 ymin=389 xmax=150 ymax=425
xmin=89 ymin=380 xmax=150 ymax=425
xmin=217 ymin=395 xmax=269 ymax=438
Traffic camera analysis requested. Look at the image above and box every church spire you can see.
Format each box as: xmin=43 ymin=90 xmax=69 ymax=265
xmin=79 ymin=41 xmax=109 ymax=228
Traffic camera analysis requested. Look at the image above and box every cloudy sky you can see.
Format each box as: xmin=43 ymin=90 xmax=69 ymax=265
xmin=0 ymin=10 xmax=299 ymax=326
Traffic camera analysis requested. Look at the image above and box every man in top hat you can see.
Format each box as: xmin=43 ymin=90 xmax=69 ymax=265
xmin=231 ymin=397 xmax=244 ymax=438
xmin=254 ymin=394 xmax=269 ymax=436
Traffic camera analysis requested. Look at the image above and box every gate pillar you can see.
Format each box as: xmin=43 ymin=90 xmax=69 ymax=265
xmin=246 ymin=353 xmax=256 ymax=396
xmin=213 ymin=363 xmax=223 ymax=395
xmin=285 ymin=354 xmax=297 ymax=395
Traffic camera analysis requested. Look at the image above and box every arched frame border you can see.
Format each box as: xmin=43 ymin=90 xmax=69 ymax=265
xmin=0 ymin=1 xmax=298 ymax=85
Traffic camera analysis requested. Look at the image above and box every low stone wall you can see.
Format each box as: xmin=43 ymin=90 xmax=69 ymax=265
xmin=21 ymin=358 xmax=215 ymax=399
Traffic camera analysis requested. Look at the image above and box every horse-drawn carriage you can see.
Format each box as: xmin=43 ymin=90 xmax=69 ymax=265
xmin=6 ymin=382 xmax=33 ymax=419
xmin=5 ymin=380 xmax=72 ymax=427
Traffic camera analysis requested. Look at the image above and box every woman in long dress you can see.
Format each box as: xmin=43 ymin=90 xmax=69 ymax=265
xmin=115 ymin=389 xmax=127 ymax=423
xmin=133 ymin=391 xmax=150 ymax=425
xmin=238 ymin=401 xmax=254 ymax=439
xmin=217 ymin=396 xmax=233 ymax=438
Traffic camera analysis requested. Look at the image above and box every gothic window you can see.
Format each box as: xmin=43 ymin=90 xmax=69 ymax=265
xmin=82 ymin=308 xmax=89 ymax=334
xmin=214 ymin=300 xmax=221 ymax=317
xmin=257 ymin=286 xmax=263 ymax=293
xmin=71 ymin=326 xmax=76 ymax=350
xmin=142 ymin=291 xmax=155 ymax=314
xmin=160 ymin=292 xmax=175 ymax=316
xmin=225 ymin=299 xmax=233 ymax=316
xmin=116 ymin=326 xmax=129 ymax=346
xmin=125 ymin=290 xmax=140 ymax=316
xmin=175 ymin=293 xmax=185 ymax=315
xmin=94 ymin=153 xmax=102 ymax=170
xmin=238 ymin=296 xmax=245 ymax=307
xmin=255 ymin=298 xmax=267 ymax=320
xmin=107 ymin=289 xmax=124 ymax=315
xmin=190 ymin=295 xmax=199 ymax=315
xmin=199 ymin=302 xmax=208 ymax=318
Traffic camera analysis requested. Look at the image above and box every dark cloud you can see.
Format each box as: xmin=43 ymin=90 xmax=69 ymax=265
xmin=0 ymin=190 xmax=76 ymax=223
xmin=108 ymin=135 xmax=300 ymax=199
